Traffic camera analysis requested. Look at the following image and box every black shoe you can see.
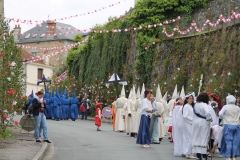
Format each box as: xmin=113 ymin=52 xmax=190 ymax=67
xmin=36 ymin=140 xmax=41 ymax=142
xmin=159 ymin=138 xmax=162 ymax=141
xmin=152 ymin=142 xmax=160 ymax=144
xmin=44 ymin=140 xmax=51 ymax=143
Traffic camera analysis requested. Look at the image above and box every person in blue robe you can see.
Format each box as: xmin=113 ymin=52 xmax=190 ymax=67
xmin=59 ymin=90 xmax=66 ymax=120
xmin=70 ymin=90 xmax=78 ymax=121
xmin=50 ymin=91 xmax=55 ymax=120
xmin=44 ymin=88 xmax=51 ymax=119
xmin=53 ymin=88 xmax=62 ymax=121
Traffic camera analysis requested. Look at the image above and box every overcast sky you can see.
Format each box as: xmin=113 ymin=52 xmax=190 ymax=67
xmin=5 ymin=0 xmax=135 ymax=33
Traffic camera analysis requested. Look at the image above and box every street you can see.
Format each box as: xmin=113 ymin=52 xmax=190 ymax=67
xmin=43 ymin=119 xmax=224 ymax=160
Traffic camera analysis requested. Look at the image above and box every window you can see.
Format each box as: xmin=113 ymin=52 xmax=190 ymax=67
xmin=25 ymin=33 xmax=30 ymax=39
xmin=38 ymin=68 xmax=43 ymax=80
xmin=32 ymin=34 xmax=37 ymax=38
xmin=31 ymin=52 xmax=37 ymax=56
xmin=40 ymin=34 xmax=46 ymax=38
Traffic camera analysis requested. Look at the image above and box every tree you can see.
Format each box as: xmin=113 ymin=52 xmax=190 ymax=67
xmin=0 ymin=20 xmax=26 ymax=133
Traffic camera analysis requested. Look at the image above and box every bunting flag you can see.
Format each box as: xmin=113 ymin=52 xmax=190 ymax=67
xmin=22 ymin=39 xmax=87 ymax=64
xmin=12 ymin=16 xmax=181 ymax=37
xmin=5 ymin=1 xmax=125 ymax=25
xmin=57 ymin=71 xmax=68 ymax=82
xmin=145 ymin=10 xmax=240 ymax=49
xmin=17 ymin=40 xmax=86 ymax=51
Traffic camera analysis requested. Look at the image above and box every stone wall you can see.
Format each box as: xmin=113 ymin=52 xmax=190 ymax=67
xmin=124 ymin=0 xmax=240 ymax=91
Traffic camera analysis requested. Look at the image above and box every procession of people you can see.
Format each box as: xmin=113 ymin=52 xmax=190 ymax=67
xmin=112 ymin=84 xmax=240 ymax=160
xmin=25 ymin=82 xmax=240 ymax=160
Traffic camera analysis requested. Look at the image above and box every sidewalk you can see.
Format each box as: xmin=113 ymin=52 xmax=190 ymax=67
xmin=0 ymin=126 xmax=46 ymax=160
xmin=0 ymin=115 xmax=49 ymax=160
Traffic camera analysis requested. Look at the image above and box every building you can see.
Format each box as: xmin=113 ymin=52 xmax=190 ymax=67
xmin=22 ymin=49 xmax=53 ymax=95
xmin=14 ymin=21 xmax=88 ymax=68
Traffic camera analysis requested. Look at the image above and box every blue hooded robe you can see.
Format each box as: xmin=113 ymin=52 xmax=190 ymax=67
xmin=44 ymin=88 xmax=51 ymax=119
xmin=53 ymin=88 xmax=62 ymax=120
xmin=70 ymin=90 xmax=78 ymax=120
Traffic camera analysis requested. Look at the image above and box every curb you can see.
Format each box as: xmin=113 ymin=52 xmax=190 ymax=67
xmin=32 ymin=142 xmax=48 ymax=160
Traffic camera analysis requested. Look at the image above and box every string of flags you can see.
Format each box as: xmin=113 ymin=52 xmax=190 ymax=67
xmin=5 ymin=1 xmax=125 ymax=25
xmin=17 ymin=40 xmax=86 ymax=51
xmin=145 ymin=10 xmax=240 ymax=49
xmin=57 ymin=71 xmax=68 ymax=82
xmin=12 ymin=16 xmax=181 ymax=37
xmin=14 ymin=10 xmax=239 ymax=38
xmin=22 ymin=39 xmax=87 ymax=64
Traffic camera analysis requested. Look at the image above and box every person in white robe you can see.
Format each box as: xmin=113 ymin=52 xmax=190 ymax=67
xmin=135 ymin=88 xmax=141 ymax=134
xmin=149 ymin=96 xmax=160 ymax=144
xmin=182 ymin=92 xmax=196 ymax=159
xmin=123 ymin=89 xmax=132 ymax=135
xmin=172 ymin=97 xmax=184 ymax=156
xmin=126 ymin=86 xmax=137 ymax=137
xmin=115 ymin=86 xmax=128 ymax=132
xmin=209 ymin=125 xmax=223 ymax=158
xmin=192 ymin=92 xmax=212 ymax=160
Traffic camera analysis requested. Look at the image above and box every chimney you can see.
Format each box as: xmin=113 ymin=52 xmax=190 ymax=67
xmin=13 ymin=24 xmax=21 ymax=41
xmin=47 ymin=20 xmax=56 ymax=35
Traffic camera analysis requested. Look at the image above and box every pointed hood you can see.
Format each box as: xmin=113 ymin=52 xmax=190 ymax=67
xmin=180 ymin=86 xmax=185 ymax=98
xmin=155 ymin=84 xmax=162 ymax=102
xmin=72 ymin=90 xmax=76 ymax=98
xmin=172 ymin=84 xmax=178 ymax=99
xmin=28 ymin=90 xmax=34 ymax=103
xmin=120 ymin=85 xmax=126 ymax=97
xmin=59 ymin=90 xmax=63 ymax=98
xmin=51 ymin=90 xmax=54 ymax=97
xmin=136 ymin=87 xmax=141 ymax=99
xmin=55 ymin=88 xmax=59 ymax=96
xmin=128 ymin=88 xmax=132 ymax=99
xmin=131 ymin=85 xmax=136 ymax=102
xmin=163 ymin=91 xmax=168 ymax=101
xmin=64 ymin=89 xmax=68 ymax=99
xmin=141 ymin=83 xmax=145 ymax=98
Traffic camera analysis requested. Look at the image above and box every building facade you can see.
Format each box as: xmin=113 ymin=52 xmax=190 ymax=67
xmin=22 ymin=49 xmax=53 ymax=95
xmin=14 ymin=21 xmax=88 ymax=70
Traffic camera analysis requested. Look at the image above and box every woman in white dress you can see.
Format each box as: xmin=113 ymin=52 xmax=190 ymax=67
xmin=182 ymin=92 xmax=196 ymax=159
xmin=192 ymin=92 xmax=212 ymax=160
xmin=172 ymin=97 xmax=184 ymax=156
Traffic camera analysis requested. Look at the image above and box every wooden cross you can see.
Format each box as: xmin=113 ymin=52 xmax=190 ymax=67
xmin=37 ymin=75 xmax=52 ymax=92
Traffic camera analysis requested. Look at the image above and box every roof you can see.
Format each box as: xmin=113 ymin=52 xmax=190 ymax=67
xmin=17 ymin=22 xmax=89 ymax=44
xmin=21 ymin=49 xmax=46 ymax=65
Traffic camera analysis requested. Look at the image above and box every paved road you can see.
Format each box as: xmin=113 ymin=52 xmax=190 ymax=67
xmin=43 ymin=119 xmax=225 ymax=160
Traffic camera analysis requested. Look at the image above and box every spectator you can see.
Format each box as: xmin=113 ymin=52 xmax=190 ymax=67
xmin=81 ymin=95 xmax=91 ymax=120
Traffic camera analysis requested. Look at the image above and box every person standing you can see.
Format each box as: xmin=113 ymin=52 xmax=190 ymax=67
xmin=81 ymin=95 xmax=91 ymax=120
xmin=95 ymin=102 xmax=102 ymax=131
xmin=149 ymin=96 xmax=160 ymax=144
xmin=219 ymin=95 xmax=240 ymax=160
xmin=111 ymin=101 xmax=116 ymax=131
xmin=182 ymin=92 xmax=196 ymax=159
xmin=136 ymin=89 xmax=153 ymax=148
xmin=192 ymin=92 xmax=212 ymax=160
xmin=32 ymin=91 xmax=51 ymax=143
xmin=172 ymin=97 xmax=184 ymax=156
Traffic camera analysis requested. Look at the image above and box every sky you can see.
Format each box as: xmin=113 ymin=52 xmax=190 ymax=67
xmin=5 ymin=0 xmax=135 ymax=33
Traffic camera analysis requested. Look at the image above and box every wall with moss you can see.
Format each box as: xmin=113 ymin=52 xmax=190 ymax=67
xmin=67 ymin=0 xmax=240 ymax=101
